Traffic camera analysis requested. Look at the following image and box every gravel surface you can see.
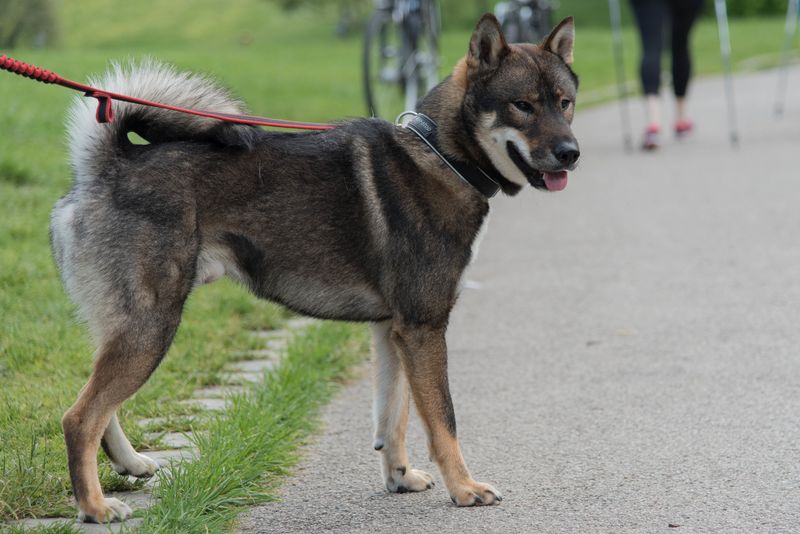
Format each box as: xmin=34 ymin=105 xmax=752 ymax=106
xmin=238 ymin=67 xmax=800 ymax=534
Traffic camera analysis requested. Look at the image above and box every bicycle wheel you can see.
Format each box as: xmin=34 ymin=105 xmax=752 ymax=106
xmin=363 ymin=10 xmax=407 ymax=119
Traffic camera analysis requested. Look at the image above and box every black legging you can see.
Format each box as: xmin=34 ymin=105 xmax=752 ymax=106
xmin=630 ymin=0 xmax=704 ymax=97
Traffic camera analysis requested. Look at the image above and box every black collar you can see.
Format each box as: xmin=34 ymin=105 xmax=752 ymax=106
xmin=405 ymin=113 xmax=501 ymax=199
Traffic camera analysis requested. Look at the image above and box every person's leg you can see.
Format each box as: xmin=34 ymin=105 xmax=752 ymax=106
xmin=631 ymin=0 xmax=668 ymax=147
xmin=670 ymin=0 xmax=704 ymax=132
xmin=646 ymin=94 xmax=661 ymax=130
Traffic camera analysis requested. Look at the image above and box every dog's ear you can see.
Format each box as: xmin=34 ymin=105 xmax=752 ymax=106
xmin=467 ymin=14 xmax=510 ymax=78
xmin=542 ymin=16 xmax=575 ymax=65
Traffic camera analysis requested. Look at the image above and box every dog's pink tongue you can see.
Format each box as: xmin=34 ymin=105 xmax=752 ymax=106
xmin=543 ymin=171 xmax=568 ymax=191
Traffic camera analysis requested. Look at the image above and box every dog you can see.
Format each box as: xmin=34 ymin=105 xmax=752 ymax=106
xmin=50 ymin=14 xmax=579 ymax=522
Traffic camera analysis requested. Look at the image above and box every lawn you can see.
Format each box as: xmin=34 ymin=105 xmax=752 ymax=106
xmin=0 ymin=0 xmax=794 ymax=529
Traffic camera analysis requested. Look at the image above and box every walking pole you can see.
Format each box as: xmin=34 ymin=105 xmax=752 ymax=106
xmin=775 ymin=0 xmax=799 ymax=116
xmin=609 ymin=0 xmax=633 ymax=151
xmin=714 ymin=0 xmax=739 ymax=147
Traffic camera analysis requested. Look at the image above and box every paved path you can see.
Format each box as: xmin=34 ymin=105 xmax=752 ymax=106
xmin=238 ymin=67 xmax=800 ymax=533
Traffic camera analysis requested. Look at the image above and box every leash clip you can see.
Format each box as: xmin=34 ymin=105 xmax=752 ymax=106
xmin=395 ymin=110 xmax=419 ymax=127
xmin=85 ymin=91 xmax=114 ymax=123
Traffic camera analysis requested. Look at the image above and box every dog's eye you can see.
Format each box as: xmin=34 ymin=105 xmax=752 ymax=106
xmin=513 ymin=100 xmax=533 ymax=114
xmin=560 ymin=99 xmax=571 ymax=110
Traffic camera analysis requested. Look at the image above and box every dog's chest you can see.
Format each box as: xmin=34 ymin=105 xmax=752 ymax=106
xmin=459 ymin=215 xmax=490 ymax=291
xmin=469 ymin=214 xmax=490 ymax=267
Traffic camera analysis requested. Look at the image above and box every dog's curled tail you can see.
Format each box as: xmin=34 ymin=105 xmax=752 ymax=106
xmin=67 ymin=59 xmax=257 ymax=182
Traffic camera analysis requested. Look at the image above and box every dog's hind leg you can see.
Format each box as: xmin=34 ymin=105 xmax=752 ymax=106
xmin=56 ymin=232 xmax=194 ymax=522
xmin=52 ymin=180 xmax=199 ymax=522
xmin=101 ymin=413 xmax=159 ymax=478
xmin=63 ymin=312 xmax=184 ymax=523
xmin=370 ymin=321 xmax=435 ymax=493
xmin=391 ymin=321 xmax=501 ymax=506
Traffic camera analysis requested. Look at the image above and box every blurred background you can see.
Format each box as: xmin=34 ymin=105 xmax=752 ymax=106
xmin=0 ymin=0 xmax=795 ymax=122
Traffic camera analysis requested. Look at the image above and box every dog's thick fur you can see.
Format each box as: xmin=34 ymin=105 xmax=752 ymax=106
xmin=50 ymin=15 xmax=579 ymax=522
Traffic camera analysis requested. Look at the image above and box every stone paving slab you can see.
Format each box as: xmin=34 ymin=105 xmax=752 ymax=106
xmin=12 ymin=517 xmax=144 ymax=533
xmin=107 ymin=491 xmax=152 ymax=511
xmin=192 ymin=385 xmax=247 ymax=398
xmin=232 ymin=348 xmax=282 ymax=359
xmin=228 ymin=359 xmax=276 ymax=373
xmin=137 ymin=414 xmax=198 ymax=429
xmin=262 ymin=339 xmax=288 ymax=352
xmin=221 ymin=371 xmax=263 ymax=384
xmin=143 ymin=431 xmax=195 ymax=449
xmin=285 ymin=317 xmax=318 ymax=330
xmin=179 ymin=397 xmax=231 ymax=411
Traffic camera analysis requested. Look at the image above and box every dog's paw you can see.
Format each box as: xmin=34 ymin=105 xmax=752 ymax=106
xmin=449 ymin=480 xmax=502 ymax=506
xmin=78 ymin=497 xmax=133 ymax=523
xmin=386 ymin=467 xmax=435 ymax=493
xmin=111 ymin=451 xmax=160 ymax=478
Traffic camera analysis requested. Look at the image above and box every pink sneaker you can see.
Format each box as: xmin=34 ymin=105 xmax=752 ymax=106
xmin=674 ymin=119 xmax=694 ymax=137
xmin=642 ymin=123 xmax=660 ymax=150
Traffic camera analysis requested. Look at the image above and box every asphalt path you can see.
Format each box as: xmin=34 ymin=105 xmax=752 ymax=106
xmin=238 ymin=66 xmax=800 ymax=533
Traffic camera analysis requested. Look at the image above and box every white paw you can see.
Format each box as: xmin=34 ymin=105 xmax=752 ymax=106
xmin=386 ymin=467 xmax=435 ymax=493
xmin=78 ymin=497 xmax=133 ymax=523
xmin=111 ymin=451 xmax=160 ymax=478
xmin=449 ymin=479 xmax=502 ymax=506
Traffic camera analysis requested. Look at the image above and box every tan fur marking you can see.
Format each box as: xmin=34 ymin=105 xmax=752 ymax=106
xmin=451 ymin=57 xmax=469 ymax=89
xmin=64 ymin=331 xmax=172 ymax=521
xmin=63 ymin=380 xmax=127 ymax=522
xmin=354 ymin=139 xmax=389 ymax=250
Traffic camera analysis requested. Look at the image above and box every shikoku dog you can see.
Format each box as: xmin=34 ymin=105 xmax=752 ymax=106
xmin=50 ymin=14 xmax=579 ymax=522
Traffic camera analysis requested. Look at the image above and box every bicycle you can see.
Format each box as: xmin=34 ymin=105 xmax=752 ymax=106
xmin=362 ymin=0 xmax=441 ymax=121
xmin=494 ymin=0 xmax=555 ymax=44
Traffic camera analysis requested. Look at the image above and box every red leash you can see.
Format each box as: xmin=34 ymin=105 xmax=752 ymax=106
xmin=0 ymin=54 xmax=336 ymax=131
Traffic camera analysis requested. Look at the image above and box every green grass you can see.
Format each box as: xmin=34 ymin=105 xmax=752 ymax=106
xmin=0 ymin=275 xmax=290 ymax=521
xmin=142 ymin=322 xmax=367 ymax=533
xmin=0 ymin=0 xmax=795 ymax=529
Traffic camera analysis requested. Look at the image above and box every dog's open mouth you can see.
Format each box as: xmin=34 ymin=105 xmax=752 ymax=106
xmin=506 ymin=142 xmax=568 ymax=192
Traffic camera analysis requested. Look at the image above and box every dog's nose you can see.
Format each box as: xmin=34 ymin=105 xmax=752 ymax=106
xmin=554 ymin=141 xmax=580 ymax=167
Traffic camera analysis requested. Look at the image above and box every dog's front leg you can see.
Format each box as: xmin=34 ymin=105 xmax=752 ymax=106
xmin=370 ymin=320 xmax=435 ymax=493
xmin=391 ymin=320 xmax=501 ymax=506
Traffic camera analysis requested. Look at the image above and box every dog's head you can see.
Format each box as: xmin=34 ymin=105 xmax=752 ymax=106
xmin=461 ymin=15 xmax=579 ymax=195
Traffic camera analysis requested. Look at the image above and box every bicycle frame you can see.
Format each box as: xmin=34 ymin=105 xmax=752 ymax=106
xmin=364 ymin=0 xmax=440 ymax=117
